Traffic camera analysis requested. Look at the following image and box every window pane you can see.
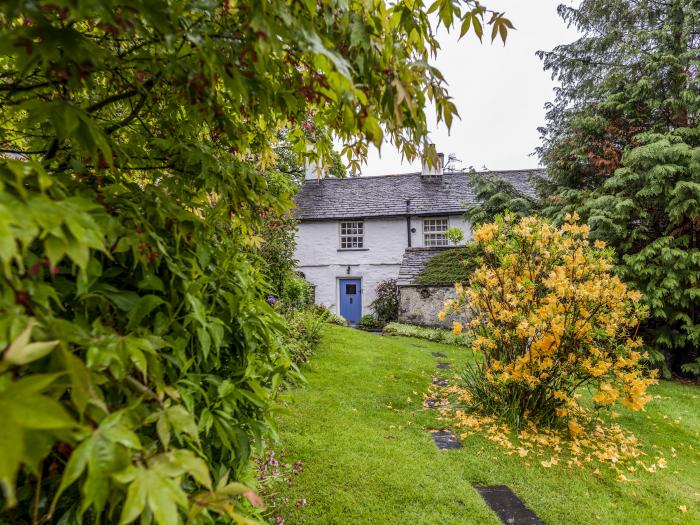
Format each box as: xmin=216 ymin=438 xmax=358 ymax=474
xmin=340 ymin=221 xmax=364 ymax=249
xmin=346 ymin=284 xmax=357 ymax=294
xmin=424 ymin=218 xmax=448 ymax=246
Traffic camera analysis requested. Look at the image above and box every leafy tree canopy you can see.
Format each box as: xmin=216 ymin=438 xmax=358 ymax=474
xmin=466 ymin=0 xmax=700 ymax=369
xmin=0 ymin=1 xmax=513 ymax=523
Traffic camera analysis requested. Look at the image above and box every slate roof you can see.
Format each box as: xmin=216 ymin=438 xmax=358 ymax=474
xmin=295 ymin=169 xmax=543 ymax=220
xmin=397 ymin=247 xmax=453 ymax=286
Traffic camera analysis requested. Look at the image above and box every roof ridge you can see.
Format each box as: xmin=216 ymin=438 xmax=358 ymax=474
xmin=303 ymin=167 xmax=544 ymax=184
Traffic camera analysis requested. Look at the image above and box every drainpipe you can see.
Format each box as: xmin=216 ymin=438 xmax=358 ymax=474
xmin=406 ymin=199 xmax=412 ymax=247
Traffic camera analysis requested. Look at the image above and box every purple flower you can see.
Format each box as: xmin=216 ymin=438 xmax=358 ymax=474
xmin=266 ymin=295 xmax=277 ymax=305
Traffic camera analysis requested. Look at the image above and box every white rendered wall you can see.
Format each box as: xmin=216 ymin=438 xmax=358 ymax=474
xmin=295 ymin=215 xmax=472 ymax=316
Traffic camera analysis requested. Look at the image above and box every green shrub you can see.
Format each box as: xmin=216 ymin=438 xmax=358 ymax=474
xmin=446 ymin=227 xmax=465 ymax=245
xmin=414 ymin=243 xmax=483 ymax=285
xmin=358 ymin=314 xmax=384 ymax=330
xmin=281 ymin=274 xmax=313 ymax=311
xmin=383 ymin=323 xmax=470 ymax=346
xmin=371 ymin=279 xmax=399 ymax=322
xmin=284 ymin=309 xmax=326 ymax=364
xmin=681 ymin=358 xmax=700 ymax=381
xmin=0 ymin=0 xmax=511 ymax=522
xmin=307 ymin=304 xmax=346 ymax=326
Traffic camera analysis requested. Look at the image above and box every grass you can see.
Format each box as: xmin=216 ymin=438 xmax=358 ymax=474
xmin=270 ymin=325 xmax=700 ymax=524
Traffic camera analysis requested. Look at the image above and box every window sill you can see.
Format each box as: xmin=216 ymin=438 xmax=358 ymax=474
xmin=337 ymin=248 xmax=369 ymax=252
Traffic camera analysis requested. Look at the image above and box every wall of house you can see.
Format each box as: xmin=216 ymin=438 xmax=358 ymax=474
xmin=398 ymin=286 xmax=459 ymax=327
xmin=295 ymin=215 xmax=471 ymax=316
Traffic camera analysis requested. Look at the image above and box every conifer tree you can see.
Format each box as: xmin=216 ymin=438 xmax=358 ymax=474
xmin=467 ymin=0 xmax=700 ymax=369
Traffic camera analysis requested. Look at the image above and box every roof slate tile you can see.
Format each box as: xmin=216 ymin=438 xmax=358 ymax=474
xmin=294 ymin=169 xmax=542 ymax=220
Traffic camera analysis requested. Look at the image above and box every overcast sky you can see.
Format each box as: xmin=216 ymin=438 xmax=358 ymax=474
xmin=357 ymin=0 xmax=581 ymax=176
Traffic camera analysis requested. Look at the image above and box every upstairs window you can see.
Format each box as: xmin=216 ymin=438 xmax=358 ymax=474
xmin=423 ymin=217 xmax=449 ymax=247
xmin=340 ymin=221 xmax=364 ymax=249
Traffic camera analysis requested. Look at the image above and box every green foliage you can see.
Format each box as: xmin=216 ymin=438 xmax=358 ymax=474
xmin=536 ymin=0 xmax=700 ymax=202
xmin=0 ymin=161 xmax=288 ymax=523
xmin=582 ymin=129 xmax=700 ymax=363
xmin=257 ymin=170 xmax=301 ymax=297
xmin=464 ymin=0 xmax=700 ymax=371
xmin=283 ymin=309 xmax=326 ymax=365
xmin=280 ymin=274 xmax=312 ymax=312
xmin=358 ymin=314 xmax=384 ymax=330
xmin=370 ymin=278 xmax=399 ymax=323
xmin=414 ymin=244 xmax=482 ymax=285
xmin=0 ymin=0 xmax=512 ymax=522
xmin=681 ymin=357 xmax=700 ymax=379
xmin=445 ymin=227 xmax=464 ymax=245
xmin=464 ymin=172 xmax=541 ymax=226
xmin=307 ymin=304 xmax=346 ymax=326
xmin=383 ymin=322 xmax=470 ymax=346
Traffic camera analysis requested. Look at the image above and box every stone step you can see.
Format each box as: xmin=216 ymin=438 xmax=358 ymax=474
xmin=431 ymin=429 xmax=462 ymax=449
xmin=474 ymin=485 xmax=545 ymax=525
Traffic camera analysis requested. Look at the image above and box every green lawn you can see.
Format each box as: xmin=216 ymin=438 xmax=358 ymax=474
xmin=270 ymin=325 xmax=700 ymax=524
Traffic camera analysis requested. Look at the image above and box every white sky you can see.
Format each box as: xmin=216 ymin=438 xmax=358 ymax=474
xmin=356 ymin=0 xmax=581 ymax=176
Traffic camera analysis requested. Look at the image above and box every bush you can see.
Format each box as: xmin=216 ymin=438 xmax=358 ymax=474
xmin=281 ymin=274 xmax=313 ymax=311
xmin=284 ymin=309 xmax=326 ymax=364
xmin=414 ymin=243 xmax=482 ymax=285
xmin=383 ymin=322 xmax=470 ymax=346
xmin=442 ymin=213 xmax=657 ymax=430
xmin=681 ymin=358 xmax=700 ymax=381
xmin=358 ymin=314 xmax=384 ymax=330
xmin=446 ymin=226 xmax=465 ymax=245
xmin=307 ymin=304 xmax=346 ymax=326
xmin=371 ymin=279 xmax=399 ymax=322
xmin=0 ymin=0 xmax=511 ymax=521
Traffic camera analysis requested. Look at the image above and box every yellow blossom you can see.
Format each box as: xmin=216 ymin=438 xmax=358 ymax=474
xmin=593 ymin=383 xmax=619 ymax=406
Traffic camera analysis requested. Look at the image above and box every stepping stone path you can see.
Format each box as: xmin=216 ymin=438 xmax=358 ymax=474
xmin=422 ymin=345 xmax=542 ymax=523
xmin=424 ymin=398 xmax=447 ymax=409
xmin=474 ymin=485 xmax=544 ymax=525
xmin=428 ymin=351 xmax=458 ymax=447
xmin=431 ymin=429 xmax=462 ymax=449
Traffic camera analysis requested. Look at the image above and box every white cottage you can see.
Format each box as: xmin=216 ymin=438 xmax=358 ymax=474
xmin=294 ymin=161 xmax=541 ymax=325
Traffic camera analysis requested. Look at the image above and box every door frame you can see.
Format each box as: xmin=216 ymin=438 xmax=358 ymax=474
xmin=336 ymin=276 xmax=362 ymax=322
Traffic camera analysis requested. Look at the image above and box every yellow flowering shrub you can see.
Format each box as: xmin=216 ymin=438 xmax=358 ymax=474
xmin=440 ymin=213 xmax=657 ymax=430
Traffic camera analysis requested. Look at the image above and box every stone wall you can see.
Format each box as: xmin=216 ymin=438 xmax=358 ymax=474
xmin=398 ymin=285 xmax=457 ymax=327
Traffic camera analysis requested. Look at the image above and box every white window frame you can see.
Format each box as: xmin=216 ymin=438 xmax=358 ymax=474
xmin=423 ymin=217 xmax=449 ymax=247
xmin=340 ymin=220 xmax=364 ymax=249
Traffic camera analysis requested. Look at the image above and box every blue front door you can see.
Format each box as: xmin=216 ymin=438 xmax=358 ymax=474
xmin=339 ymin=278 xmax=362 ymax=325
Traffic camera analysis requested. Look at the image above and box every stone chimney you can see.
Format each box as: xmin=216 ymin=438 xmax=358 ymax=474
xmin=304 ymin=158 xmax=323 ymax=181
xmin=304 ymin=143 xmax=325 ymax=181
xmin=421 ymin=144 xmax=444 ymax=176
